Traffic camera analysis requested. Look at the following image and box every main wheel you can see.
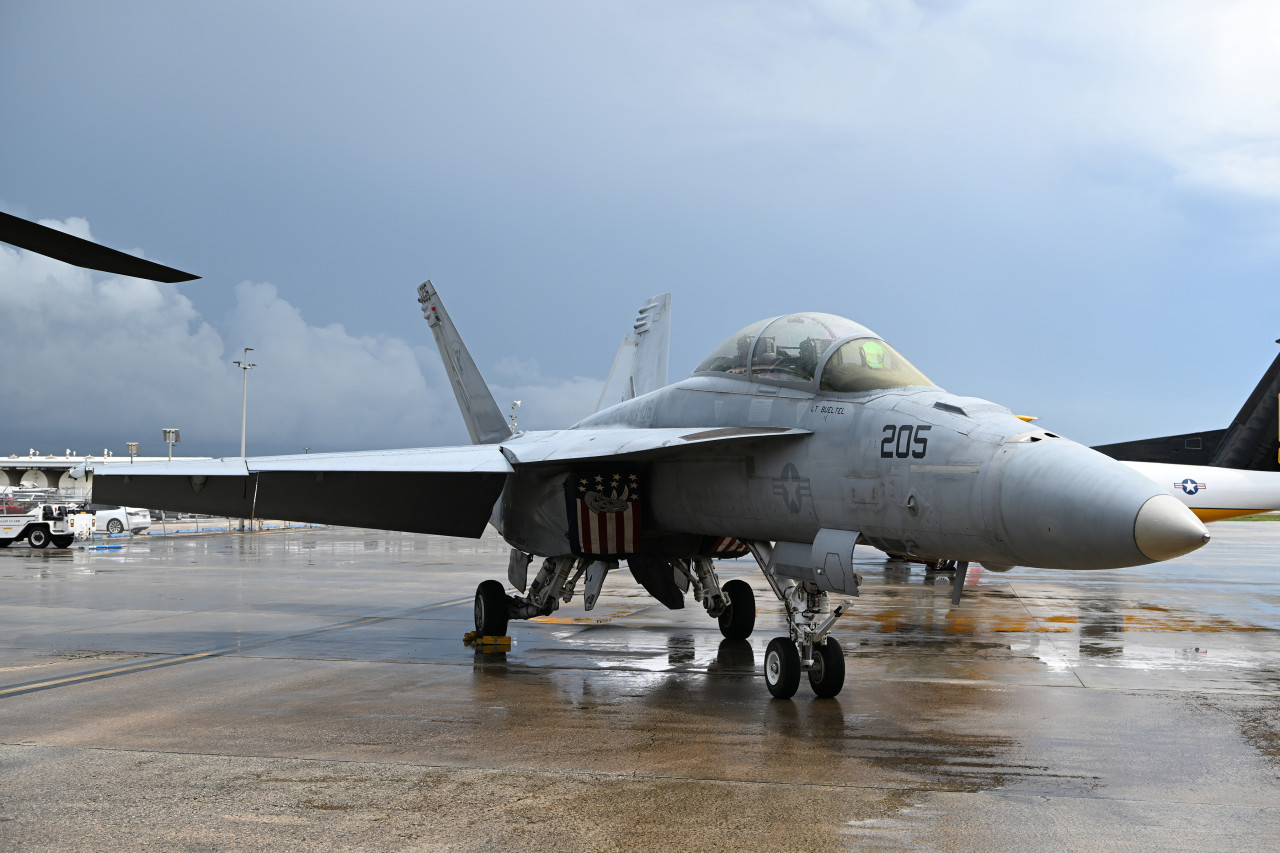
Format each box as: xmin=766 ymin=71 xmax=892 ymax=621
xmin=106 ymin=518 xmax=124 ymax=534
xmin=718 ymin=578 xmax=756 ymax=640
xmin=51 ymin=535 xmax=75 ymax=549
xmin=474 ymin=579 xmax=510 ymax=637
xmin=27 ymin=528 xmax=51 ymax=548
xmin=764 ymin=637 xmax=801 ymax=699
xmin=808 ymin=637 xmax=846 ymax=698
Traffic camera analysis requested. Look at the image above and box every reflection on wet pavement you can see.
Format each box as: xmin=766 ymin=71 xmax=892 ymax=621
xmin=1 ymin=522 xmax=1278 ymax=850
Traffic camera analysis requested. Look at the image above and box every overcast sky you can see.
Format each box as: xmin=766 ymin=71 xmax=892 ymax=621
xmin=3 ymin=1 xmax=1279 ymax=458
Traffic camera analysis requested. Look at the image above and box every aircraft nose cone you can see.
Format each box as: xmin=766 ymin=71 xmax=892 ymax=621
xmin=989 ymin=439 xmax=1210 ymax=570
xmin=1134 ymin=493 xmax=1210 ymax=562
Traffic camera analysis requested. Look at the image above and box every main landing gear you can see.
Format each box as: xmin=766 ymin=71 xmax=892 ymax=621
xmin=471 ymin=554 xmax=760 ymax=640
xmin=747 ymin=541 xmax=850 ymax=700
xmin=470 ymin=547 xmax=849 ymax=702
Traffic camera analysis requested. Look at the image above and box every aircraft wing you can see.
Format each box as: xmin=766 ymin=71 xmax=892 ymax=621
xmin=90 ymin=445 xmax=512 ymax=537
xmin=0 ymin=210 xmax=200 ymax=283
xmin=89 ymin=427 xmax=809 ymax=536
xmin=500 ymin=426 xmax=810 ymax=463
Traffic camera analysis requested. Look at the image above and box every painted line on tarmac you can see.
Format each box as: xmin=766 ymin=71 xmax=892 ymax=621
xmin=0 ymin=595 xmax=473 ymax=699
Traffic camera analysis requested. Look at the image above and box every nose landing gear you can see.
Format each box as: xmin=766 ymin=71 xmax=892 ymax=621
xmin=744 ymin=540 xmax=852 ymax=699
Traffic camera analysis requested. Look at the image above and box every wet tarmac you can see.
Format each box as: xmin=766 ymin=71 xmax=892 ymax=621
xmin=1 ymin=523 xmax=1278 ymax=851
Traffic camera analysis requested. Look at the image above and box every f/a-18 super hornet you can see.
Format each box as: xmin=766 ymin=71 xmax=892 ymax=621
xmin=89 ymin=283 xmax=1211 ymax=700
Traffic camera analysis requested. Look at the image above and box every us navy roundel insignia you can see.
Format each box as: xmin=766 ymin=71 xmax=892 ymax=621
xmin=1175 ymin=478 xmax=1206 ymax=495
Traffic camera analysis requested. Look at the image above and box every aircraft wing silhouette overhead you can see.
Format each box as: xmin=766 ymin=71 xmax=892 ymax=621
xmin=0 ymin=210 xmax=199 ymax=283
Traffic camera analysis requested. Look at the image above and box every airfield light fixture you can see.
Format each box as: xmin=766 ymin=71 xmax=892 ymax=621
xmin=163 ymin=428 xmax=180 ymax=461
xmin=126 ymin=442 xmax=139 ymax=464
xmin=232 ymin=348 xmax=256 ymax=459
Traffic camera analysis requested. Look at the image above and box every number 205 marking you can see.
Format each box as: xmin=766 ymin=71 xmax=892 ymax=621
xmin=880 ymin=424 xmax=931 ymax=459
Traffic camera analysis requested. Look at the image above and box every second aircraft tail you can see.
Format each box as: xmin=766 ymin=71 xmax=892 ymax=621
xmin=595 ymin=293 xmax=671 ymax=412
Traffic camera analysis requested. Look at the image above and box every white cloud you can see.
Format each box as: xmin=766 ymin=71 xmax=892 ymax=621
xmin=489 ymin=356 xmax=604 ymax=433
xmin=631 ymin=0 xmax=1280 ymax=201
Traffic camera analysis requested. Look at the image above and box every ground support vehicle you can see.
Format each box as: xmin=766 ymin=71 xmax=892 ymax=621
xmin=0 ymin=505 xmax=75 ymax=548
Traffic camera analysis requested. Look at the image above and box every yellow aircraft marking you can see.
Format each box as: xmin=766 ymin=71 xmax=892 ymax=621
xmin=1191 ymin=507 xmax=1269 ymax=522
xmin=0 ymin=595 xmax=473 ymax=699
xmin=531 ymin=609 xmax=637 ymax=625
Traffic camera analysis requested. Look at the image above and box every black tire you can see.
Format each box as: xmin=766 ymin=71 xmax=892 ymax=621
xmin=51 ymin=535 xmax=75 ymax=549
xmin=474 ymin=579 xmax=510 ymax=637
xmin=106 ymin=518 xmax=124 ymax=534
xmin=27 ymin=527 xmax=51 ymax=549
xmin=718 ymin=578 xmax=756 ymax=640
xmin=0 ymin=538 xmax=12 ymax=548
xmin=764 ymin=637 xmax=801 ymax=699
xmin=808 ymin=637 xmax=846 ymax=698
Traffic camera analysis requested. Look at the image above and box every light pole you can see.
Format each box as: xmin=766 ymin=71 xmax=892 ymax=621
xmin=162 ymin=428 xmax=180 ymax=461
xmin=126 ymin=442 xmax=138 ymax=464
xmin=233 ymin=348 xmax=256 ymax=458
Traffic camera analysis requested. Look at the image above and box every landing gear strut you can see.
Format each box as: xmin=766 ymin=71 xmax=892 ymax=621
xmin=746 ymin=541 xmax=850 ymax=700
xmin=473 ymin=554 xmax=615 ymax=637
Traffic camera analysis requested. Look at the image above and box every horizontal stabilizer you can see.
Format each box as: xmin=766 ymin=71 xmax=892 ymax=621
xmin=1093 ymin=429 xmax=1227 ymax=467
xmin=0 ymin=211 xmax=200 ymax=283
xmin=91 ymin=446 xmax=511 ymax=538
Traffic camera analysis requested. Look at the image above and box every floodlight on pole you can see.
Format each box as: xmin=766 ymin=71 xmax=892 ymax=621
xmin=126 ymin=442 xmax=139 ymax=464
xmin=232 ymin=348 xmax=256 ymax=459
xmin=162 ymin=428 xmax=180 ymax=461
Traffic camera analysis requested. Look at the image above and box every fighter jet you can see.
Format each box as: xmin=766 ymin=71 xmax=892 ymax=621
xmin=89 ymin=283 xmax=1210 ymax=700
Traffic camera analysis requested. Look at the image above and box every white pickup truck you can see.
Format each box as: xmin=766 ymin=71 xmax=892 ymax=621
xmin=0 ymin=502 xmax=76 ymax=549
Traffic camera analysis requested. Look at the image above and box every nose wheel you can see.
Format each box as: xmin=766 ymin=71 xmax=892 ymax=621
xmin=764 ymin=637 xmax=801 ymax=698
xmin=764 ymin=635 xmax=846 ymax=699
xmin=807 ymin=637 xmax=845 ymax=698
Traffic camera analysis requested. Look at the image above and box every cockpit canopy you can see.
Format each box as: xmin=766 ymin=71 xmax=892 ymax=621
xmin=693 ymin=312 xmax=934 ymax=393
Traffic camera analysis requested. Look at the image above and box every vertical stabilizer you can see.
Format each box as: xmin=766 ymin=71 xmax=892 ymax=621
xmin=417 ymin=280 xmax=511 ymax=445
xmin=595 ymin=293 xmax=671 ymax=412
xmin=1210 ymin=346 xmax=1280 ymax=471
